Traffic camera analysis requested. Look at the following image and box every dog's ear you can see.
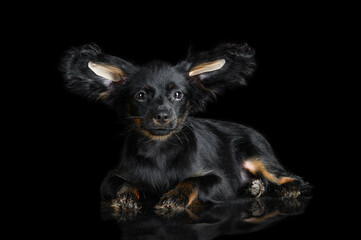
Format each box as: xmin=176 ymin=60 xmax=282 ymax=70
xmin=60 ymin=44 xmax=138 ymax=103
xmin=177 ymin=43 xmax=255 ymax=112
xmin=180 ymin=43 xmax=255 ymax=90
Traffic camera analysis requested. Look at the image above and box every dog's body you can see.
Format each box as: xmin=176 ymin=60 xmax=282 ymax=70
xmin=61 ymin=43 xmax=310 ymax=211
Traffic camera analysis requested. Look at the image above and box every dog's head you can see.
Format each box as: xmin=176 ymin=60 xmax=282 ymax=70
xmin=61 ymin=43 xmax=255 ymax=140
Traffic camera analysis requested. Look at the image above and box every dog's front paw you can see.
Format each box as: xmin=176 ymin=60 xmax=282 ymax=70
xmin=155 ymin=189 xmax=189 ymax=209
xmin=111 ymin=184 xmax=141 ymax=211
xmin=155 ymin=182 xmax=198 ymax=209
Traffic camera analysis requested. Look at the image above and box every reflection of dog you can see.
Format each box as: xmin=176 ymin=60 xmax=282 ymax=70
xmin=61 ymin=43 xmax=311 ymax=211
xmin=101 ymin=197 xmax=310 ymax=239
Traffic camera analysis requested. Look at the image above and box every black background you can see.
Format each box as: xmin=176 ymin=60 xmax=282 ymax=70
xmin=11 ymin=3 xmax=352 ymax=239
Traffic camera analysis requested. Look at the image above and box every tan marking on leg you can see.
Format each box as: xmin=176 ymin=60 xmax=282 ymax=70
xmin=279 ymin=177 xmax=295 ymax=184
xmin=187 ymin=189 xmax=199 ymax=206
xmin=176 ymin=181 xmax=199 ymax=207
xmin=116 ymin=184 xmax=140 ymax=200
xmin=129 ymin=187 xmax=140 ymax=200
xmin=243 ymin=158 xmax=294 ymax=185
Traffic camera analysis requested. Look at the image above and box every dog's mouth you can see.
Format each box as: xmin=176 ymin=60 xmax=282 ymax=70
xmin=139 ymin=128 xmax=176 ymax=141
xmin=145 ymin=128 xmax=175 ymax=136
xmin=132 ymin=117 xmax=180 ymax=140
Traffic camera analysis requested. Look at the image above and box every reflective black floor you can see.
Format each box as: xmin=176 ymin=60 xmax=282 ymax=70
xmin=100 ymin=197 xmax=311 ymax=240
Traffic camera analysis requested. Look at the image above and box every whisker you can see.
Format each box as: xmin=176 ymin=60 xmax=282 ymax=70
xmin=173 ymin=132 xmax=183 ymax=146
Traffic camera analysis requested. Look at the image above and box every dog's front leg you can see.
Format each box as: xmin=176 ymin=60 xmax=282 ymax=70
xmin=155 ymin=174 xmax=221 ymax=210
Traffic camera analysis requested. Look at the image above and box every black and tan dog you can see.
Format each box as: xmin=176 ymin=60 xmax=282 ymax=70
xmin=61 ymin=43 xmax=311 ymax=211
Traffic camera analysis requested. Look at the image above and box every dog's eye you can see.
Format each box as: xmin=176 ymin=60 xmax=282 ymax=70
xmin=135 ymin=91 xmax=147 ymax=102
xmin=173 ymin=91 xmax=183 ymax=101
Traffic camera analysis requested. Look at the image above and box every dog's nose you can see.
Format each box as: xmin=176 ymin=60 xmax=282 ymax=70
xmin=155 ymin=112 xmax=170 ymax=124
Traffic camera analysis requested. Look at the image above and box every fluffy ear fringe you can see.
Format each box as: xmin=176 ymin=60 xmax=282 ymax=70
xmin=60 ymin=44 xmax=136 ymax=103
xmin=187 ymin=43 xmax=256 ymax=86
xmin=60 ymin=44 xmax=108 ymax=101
xmin=177 ymin=43 xmax=256 ymax=112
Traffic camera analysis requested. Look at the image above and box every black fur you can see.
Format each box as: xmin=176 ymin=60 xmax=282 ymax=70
xmin=60 ymin=43 xmax=311 ymax=210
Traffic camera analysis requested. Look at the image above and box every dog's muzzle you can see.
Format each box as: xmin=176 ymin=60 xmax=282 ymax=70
xmin=143 ymin=110 xmax=177 ymax=136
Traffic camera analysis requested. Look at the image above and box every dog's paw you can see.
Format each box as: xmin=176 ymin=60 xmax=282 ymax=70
xmin=155 ymin=182 xmax=198 ymax=210
xmin=249 ymin=179 xmax=265 ymax=197
xmin=276 ymin=181 xmax=301 ymax=199
xmin=112 ymin=184 xmax=141 ymax=211
xmin=155 ymin=189 xmax=190 ymax=209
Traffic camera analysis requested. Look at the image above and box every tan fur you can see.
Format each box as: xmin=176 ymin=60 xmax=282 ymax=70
xmin=243 ymin=157 xmax=294 ymax=185
xmin=139 ymin=129 xmax=174 ymax=141
xmin=176 ymin=181 xmax=199 ymax=207
xmin=88 ymin=61 xmax=125 ymax=82
xmin=134 ymin=118 xmax=142 ymax=128
xmin=189 ymin=59 xmax=226 ymax=76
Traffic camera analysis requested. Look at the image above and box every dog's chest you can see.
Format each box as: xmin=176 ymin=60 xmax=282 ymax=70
xmin=121 ymin=143 xmax=191 ymax=192
xmin=125 ymin=160 xmax=188 ymax=193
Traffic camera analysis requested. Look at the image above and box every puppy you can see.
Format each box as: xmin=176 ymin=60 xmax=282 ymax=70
xmin=61 ymin=43 xmax=311 ymax=211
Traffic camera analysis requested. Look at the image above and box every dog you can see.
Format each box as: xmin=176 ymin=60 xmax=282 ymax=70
xmin=61 ymin=43 xmax=311 ymax=212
